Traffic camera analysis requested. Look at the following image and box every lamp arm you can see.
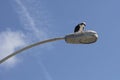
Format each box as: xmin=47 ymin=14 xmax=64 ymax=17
xmin=0 ymin=37 xmax=65 ymax=64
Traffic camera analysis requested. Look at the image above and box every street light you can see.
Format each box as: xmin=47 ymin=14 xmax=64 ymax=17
xmin=0 ymin=30 xmax=98 ymax=64
xmin=65 ymin=30 xmax=98 ymax=44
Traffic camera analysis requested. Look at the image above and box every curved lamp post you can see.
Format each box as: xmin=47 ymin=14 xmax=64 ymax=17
xmin=0 ymin=30 xmax=98 ymax=64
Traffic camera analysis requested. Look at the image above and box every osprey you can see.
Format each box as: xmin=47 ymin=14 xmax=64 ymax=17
xmin=74 ymin=22 xmax=86 ymax=33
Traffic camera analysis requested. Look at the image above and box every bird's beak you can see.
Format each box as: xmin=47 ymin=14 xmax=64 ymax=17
xmin=82 ymin=22 xmax=86 ymax=26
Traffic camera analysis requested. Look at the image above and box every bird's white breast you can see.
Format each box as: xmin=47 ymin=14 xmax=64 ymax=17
xmin=79 ymin=25 xmax=85 ymax=32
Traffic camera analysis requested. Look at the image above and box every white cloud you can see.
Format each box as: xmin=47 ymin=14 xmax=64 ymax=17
xmin=0 ymin=30 xmax=26 ymax=67
xmin=12 ymin=0 xmax=53 ymax=80
xmin=2 ymin=0 xmax=51 ymax=67
xmin=14 ymin=0 xmax=48 ymax=40
xmin=39 ymin=61 xmax=53 ymax=80
xmin=0 ymin=0 xmax=52 ymax=70
xmin=12 ymin=0 xmax=54 ymax=51
xmin=2 ymin=0 xmax=53 ymax=79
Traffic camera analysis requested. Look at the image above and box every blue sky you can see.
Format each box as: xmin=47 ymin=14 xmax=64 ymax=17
xmin=0 ymin=0 xmax=120 ymax=80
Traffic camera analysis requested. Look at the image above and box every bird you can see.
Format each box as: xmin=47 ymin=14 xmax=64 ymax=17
xmin=74 ymin=22 xmax=86 ymax=33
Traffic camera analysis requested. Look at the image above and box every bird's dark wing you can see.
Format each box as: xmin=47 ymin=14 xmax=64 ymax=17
xmin=74 ymin=25 xmax=80 ymax=32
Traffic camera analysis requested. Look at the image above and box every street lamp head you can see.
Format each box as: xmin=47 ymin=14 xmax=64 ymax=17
xmin=65 ymin=30 xmax=98 ymax=44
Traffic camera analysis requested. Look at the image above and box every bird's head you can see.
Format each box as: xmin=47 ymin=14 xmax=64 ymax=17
xmin=79 ymin=22 xmax=86 ymax=26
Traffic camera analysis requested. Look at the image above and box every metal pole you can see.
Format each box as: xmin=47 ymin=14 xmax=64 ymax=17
xmin=0 ymin=30 xmax=98 ymax=64
xmin=0 ymin=37 xmax=65 ymax=64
